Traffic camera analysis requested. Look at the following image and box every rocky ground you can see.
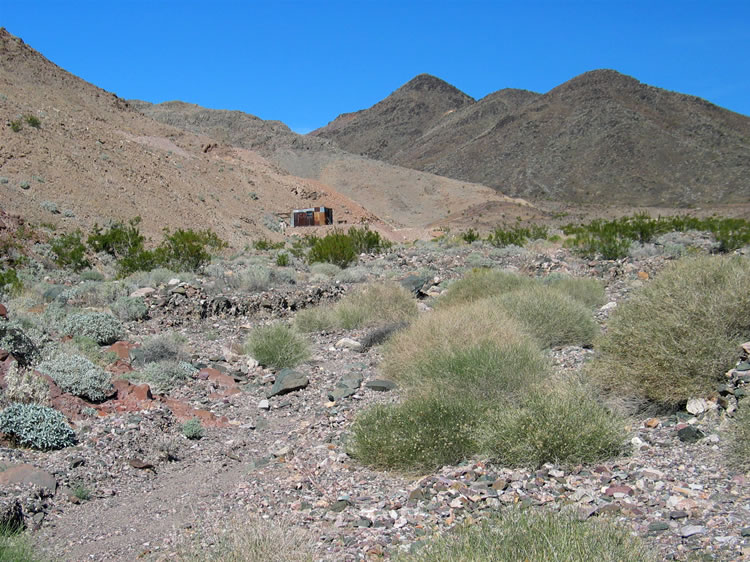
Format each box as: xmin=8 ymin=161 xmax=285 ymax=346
xmin=1 ymin=241 xmax=749 ymax=561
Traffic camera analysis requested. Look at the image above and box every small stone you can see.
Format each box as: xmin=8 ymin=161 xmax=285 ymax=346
xmin=737 ymin=361 xmax=750 ymax=372
xmin=600 ymin=301 xmax=617 ymax=311
xmin=644 ymin=417 xmax=661 ymax=428
xmin=677 ymin=426 xmax=705 ymax=443
xmin=670 ymin=510 xmax=689 ymax=519
xmin=741 ymin=342 xmax=750 ymax=355
xmin=680 ymin=525 xmax=707 ymax=538
xmin=335 ymin=338 xmax=362 ymax=351
xmin=365 ymin=379 xmax=396 ymax=392
xmin=267 ymin=368 xmax=309 ymax=397
xmin=740 ymin=527 xmax=750 ymax=537
xmin=329 ymin=499 xmax=351 ymax=513
xmin=0 ymin=304 xmax=7 ymax=319
xmin=258 ymin=399 xmax=270 ymax=410
xmin=637 ymin=271 xmax=649 ymax=280
xmin=686 ymin=398 xmax=709 ymax=415
xmin=648 ymin=521 xmax=670 ymax=532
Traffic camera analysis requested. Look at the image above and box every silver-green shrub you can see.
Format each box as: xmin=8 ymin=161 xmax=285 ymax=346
xmin=130 ymin=360 xmax=196 ymax=394
xmin=111 ymin=296 xmax=148 ymax=321
xmin=37 ymin=353 xmax=113 ymax=402
xmin=0 ymin=403 xmax=76 ymax=450
xmin=62 ymin=311 xmax=122 ymax=345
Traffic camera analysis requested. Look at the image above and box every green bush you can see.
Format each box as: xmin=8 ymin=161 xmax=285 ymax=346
xmin=589 ymin=255 xmax=750 ymax=406
xmin=37 ymin=353 xmax=113 ymax=402
xmin=24 ymin=114 xmax=41 ymax=128
xmin=307 ymin=230 xmax=357 ymax=268
xmin=129 ymin=360 xmax=196 ymax=394
xmin=111 ymin=296 xmax=149 ymax=321
xmin=70 ymin=336 xmax=118 ymax=367
xmin=293 ymin=307 xmax=336 ymax=333
xmin=87 ymin=217 xmax=146 ymax=260
xmin=245 ymin=324 xmax=309 ymax=369
xmin=0 ymin=268 xmax=22 ymax=296
xmin=139 ymin=334 xmax=185 ymax=364
xmin=275 ymin=252 xmax=290 ymax=267
xmin=253 ymin=239 xmax=284 ymax=251
xmin=460 ymin=228 xmax=480 ymax=244
xmin=349 ymin=395 xmax=480 ymax=472
xmin=9 ymin=120 xmax=22 ymax=132
xmin=154 ymin=227 xmax=227 ymax=272
xmin=0 ymin=526 xmax=42 ymax=562
xmin=51 ymin=230 xmax=90 ymax=272
xmin=397 ymin=508 xmax=657 ymax=562
xmin=61 ymin=311 xmax=122 ymax=345
xmin=487 ymin=224 xmax=547 ymax=248
xmin=181 ymin=418 xmax=204 ymax=440
xmin=436 ymin=268 xmax=533 ymax=308
xmin=495 ymin=286 xmax=598 ymax=348
xmin=0 ymin=402 xmax=76 ymax=450
xmin=482 ymin=383 xmax=625 ymax=468
xmin=336 ymin=282 xmax=418 ymax=330
xmin=543 ymin=274 xmax=606 ymax=309
xmin=404 ymin=340 xmax=546 ymax=406
xmin=347 ymin=226 xmax=392 ymax=254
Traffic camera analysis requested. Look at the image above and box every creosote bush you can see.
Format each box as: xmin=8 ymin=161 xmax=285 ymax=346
xmin=307 ymin=227 xmax=391 ymax=268
xmin=181 ymin=418 xmax=204 ymax=440
xmin=244 ymin=324 xmax=310 ymax=369
xmin=349 ymin=395 xmax=480 ymax=472
xmin=589 ymin=255 xmax=750 ymax=406
xmin=396 ymin=508 xmax=658 ymax=562
xmin=37 ymin=352 xmax=113 ymax=402
xmin=0 ymin=402 xmax=76 ymax=450
xmin=111 ymin=296 xmax=149 ymax=321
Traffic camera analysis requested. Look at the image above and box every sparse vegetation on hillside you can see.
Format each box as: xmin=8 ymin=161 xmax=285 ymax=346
xmin=589 ymin=255 xmax=750 ymax=406
xmin=244 ymin=324 xmax=310 ymax=369
xmin=307 ymin=226 xmax=391 ymax=268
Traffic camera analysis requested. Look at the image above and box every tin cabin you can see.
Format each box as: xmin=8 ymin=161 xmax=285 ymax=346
xmin=292 ymin=207 xmax=333 ymax=227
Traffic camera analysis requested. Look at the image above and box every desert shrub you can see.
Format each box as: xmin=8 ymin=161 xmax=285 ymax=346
xmin=244 ymin=324 xmax=309 ymax=369
xmin=61 ymin=311 xmax=122 ymax=345
xmin=111 ymin=296 xmax=148 ymax=321
xmin=9 ymin=119 xmax=22 ymax=132
xmin=1 ymin=363 xmax=49 ymax=405
xmin=24 ymin=114 xmax=41 ymax=128
xmin=334 ymin=266 xmax=370 ymax=283
xmin=181 ymin=515 xmax=316 ymax=562
xmin=80 ymin=270 xmax=105 ymax=281
xmin=382 ymin=300 xmax=534 ymax=390
xmin=181 ymin=418 xmax=204 ymax=440
xmin=293 ymin=307 xmax=336 ymax=333
xmin=309 ymin=262 xmax=341 ymax=278
xmin=464 ymin=252 xmax=494 ymax=269
xmin=61 ymin=280 xmax=129 ymax=307
xmin=275 ymin=252 xmax=290 ymax=267
xmin=154 ymin=227 xmax=227 ymax=272
xmin=70 ymin=336 xmax=118 ymax=367
xmin=347 ymin=226 xmax=392 ymax=254
xmin=482 ymin=383 xmax=626 ymax=468
xmin=126 ymin=267 xmax=178 ymax=288
xmin=139 ymin=334 xmax=185 ymax=364
xmin=87 ymin=216 xmax=146 ymax=258
xmin=129 ymin=360 xmax=196 ymax=394
xmin=495 ymin=286 xmax=598 ymax=348
xmin=397 ymin=508 xmax=657 ymax=562
xmin=0 ymin=268 xmax=22 ymax=296
xmin=589 ymin=255 xmax=750 ymax=406
xmin=307 ymin=231 xmax=357 ymax=268
xmin=728 ymin=402 xmax=750 ymax=471
xmin=404 ymin=339 xmax=546 ymax=406
xmin=542 ymin=274 xmax=606 ymax=309
xmin=487 ymin=224 xmax=547 ymax=248
xmin=0 ymin=526 xmax=42 ymax=562
xmin=37 ymin=353 xmax=113 ymax=402
xmin=40 ymin=201 xmax=59 ymax=214
xmin=349 ymin=395 xmax=480 ymax=472
xmin=461 ymin=228 xmax=480 ymax=244
xmin=234 ymin=265 xmax=272 ymax=292
xmin=436 ymin=268 xmax=533 ymax=308
xmin=253 ymin=239 xmax=284 ymax=251
xmin=71 ymin=481 xmax=91 ymax=501
xmin=51 ymin=230 xmax=90 ymax=272
xmin=335 ymin=282 xmax=417 ymax=330
xmin=0 ymin=402 xmax=76 ymax=450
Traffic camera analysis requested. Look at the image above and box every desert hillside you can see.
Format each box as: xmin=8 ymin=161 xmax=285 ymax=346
xmin=312 ymin=70 xmax=750 ymax=206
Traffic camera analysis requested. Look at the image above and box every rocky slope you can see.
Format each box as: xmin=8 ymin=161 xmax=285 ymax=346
xmin=312 ymin=70 xmax=750 ymax=206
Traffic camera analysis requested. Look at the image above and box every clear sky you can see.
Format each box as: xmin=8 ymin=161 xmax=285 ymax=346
xmin=2 ymin=0 xmax=749 ymax=133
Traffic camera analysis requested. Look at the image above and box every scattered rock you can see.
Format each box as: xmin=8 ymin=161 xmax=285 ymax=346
xmin=364 ymin=379 xmax=396 ymax=392
xmin=0 ymin=464 xmax=57 ymax=496
xmin=267 ymin=368 xmax=309 ymax=397
xmin=335 ymin=338 xmax=363 ymax=352
xmin=677 ymin=425 xmax=705 ymax=443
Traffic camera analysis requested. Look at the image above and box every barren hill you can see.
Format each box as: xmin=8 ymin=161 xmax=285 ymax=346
xmin=0 ymin=29 xmax=380 ymax=247
xmin=312 ymin=70 xmax=750 ymax=206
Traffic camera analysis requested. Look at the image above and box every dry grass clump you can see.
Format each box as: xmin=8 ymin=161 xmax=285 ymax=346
xmin=589 ymin=255 xmax=750 ymax=406
xmin=244 ymin=324 xmax=310 ymax=369
xmin=727 ymin=402 xmax=750 ymax=471
xmin=436 ymin=268 xmax=533 ymax=308
xmin=543 ymin=274 xmax=606 ymax=309
xmin=396 ymin=508 xmax=658 ymax=562
xmin=381 ymin=300 xmax=533 ymax=390
xmin=180 ymin=514 xmax=316 ymax=562
xmin=481 ymin=382 xmax=626 ymax=468
xmin=495 ymin=286 xmax=598 ymax=348
xmin=295 ymin=282 xmax=417 ymax=333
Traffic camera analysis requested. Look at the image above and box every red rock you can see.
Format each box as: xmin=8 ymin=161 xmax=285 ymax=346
xmin=199 ymin=367 xmax=237 ymax=388
xmin=160 ymin=397 xmax=229 ymax=428
xmin=0 ymin=303 xmax=7 ymax=318
xmin=108 ymin=341 xmax=138 ymax=361
xmin=107 ymin=360 xmax=134 ymax=375
xmin=605 ymin=485 xmax=634 ymax=497
xmin=644 ymin=417 xmax=661 ymax=428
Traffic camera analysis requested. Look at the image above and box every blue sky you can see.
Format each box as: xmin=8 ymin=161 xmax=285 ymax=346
xmin=2 ymin=0 xmax=749 ymax=133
